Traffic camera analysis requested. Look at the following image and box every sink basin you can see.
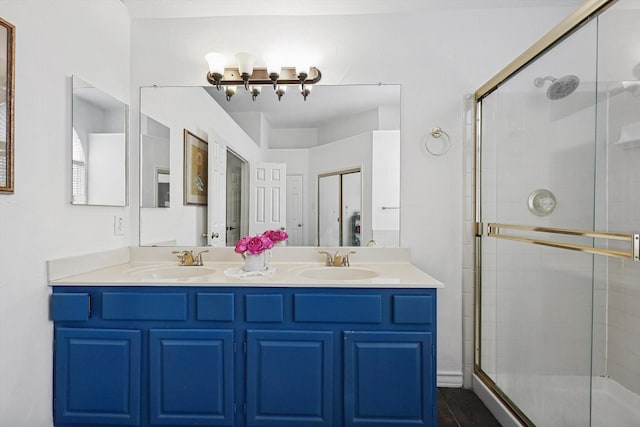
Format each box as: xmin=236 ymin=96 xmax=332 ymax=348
xmin=126 ymin=265 xmax=216 ymax=280
xmin=298 ymin=267 xmax=379 ymax=281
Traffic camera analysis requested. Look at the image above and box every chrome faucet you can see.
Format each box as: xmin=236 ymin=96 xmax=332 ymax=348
xmin=172 ymin=249 xmax=209 ymax=266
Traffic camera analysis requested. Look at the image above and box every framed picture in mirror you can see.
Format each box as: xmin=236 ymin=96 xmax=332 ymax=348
xmin=0 ymin=17 xmax=15 ymax=193
xmin=183 ymin=129 xmax=208 ymax=205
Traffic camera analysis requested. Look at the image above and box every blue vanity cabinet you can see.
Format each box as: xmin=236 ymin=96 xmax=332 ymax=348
xmin=51 ymin=286 xmax=437 ymax=427
xmin=53 ymin=327 xmax=142 ymax=426
xmin=343 ymin=331 xmax=435 ymax=426
xmin=245 ymin=330 xmax=334 ymax=427
xmin=149 ymin=329 xmax=235 ymax=426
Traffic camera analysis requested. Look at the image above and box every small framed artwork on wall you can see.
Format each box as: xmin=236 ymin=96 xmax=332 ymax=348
xmin=183 ymin=129 xmax=208 ymax=206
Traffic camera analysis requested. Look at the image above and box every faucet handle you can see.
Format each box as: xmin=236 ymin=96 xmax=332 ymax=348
xmin=194 ymin=249 xmax=209 ymax=266
xmin=318 ymin=250 xmax=333 ymax=266
xmin=344 ymin=250 xmax=356 ymax=267
xmin=172 ymin=250 xmax=185 ymax=264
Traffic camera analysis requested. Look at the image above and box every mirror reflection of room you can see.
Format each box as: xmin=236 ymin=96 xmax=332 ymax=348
xmin=139 ymin=84 xmax=400 ymax=248
xmin=71 ymin=75 xmax=127 ymax=206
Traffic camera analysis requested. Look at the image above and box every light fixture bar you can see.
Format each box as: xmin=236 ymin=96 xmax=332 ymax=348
xmin=206 ymin=66 xmax=321 ymax=88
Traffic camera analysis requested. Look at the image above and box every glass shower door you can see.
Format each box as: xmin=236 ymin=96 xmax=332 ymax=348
xmin=477 ymin=18 xmax=600 ymax=426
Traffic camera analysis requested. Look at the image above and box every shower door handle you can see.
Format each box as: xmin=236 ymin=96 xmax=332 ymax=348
xmin=485 ymin=222 xmax=639 ymax=261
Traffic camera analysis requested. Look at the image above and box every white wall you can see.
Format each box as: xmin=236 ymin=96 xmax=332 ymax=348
xmin=0 ymin=1 xmax=130 ymax=425
xmin=371 ymin=130 xmax=400 ymax=246
xmin=269 ymin=127 xmax=318 ymax=148
xmin=128 ymin=6 xmax=576 ymax=387
xmin=317 ymin=107 xmax=380 ymax=145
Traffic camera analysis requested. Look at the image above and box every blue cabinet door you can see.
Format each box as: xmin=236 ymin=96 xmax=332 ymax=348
xmin=344 ymin=331 xmax=435 ymax=427
xmin=149 ymin=329 xmax=234 ymax=426
xmin=54 ymin=327 xmax=141 ymax=426
xmin=246 ymin=330 xmax=334 ymax=427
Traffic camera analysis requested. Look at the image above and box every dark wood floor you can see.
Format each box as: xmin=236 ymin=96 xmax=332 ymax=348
xmin=437 ymin=387 xmax=502 ymax=427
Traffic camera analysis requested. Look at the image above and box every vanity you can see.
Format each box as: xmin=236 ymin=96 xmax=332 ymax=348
xmin=49 ymin=247 xmax=443 ymax=427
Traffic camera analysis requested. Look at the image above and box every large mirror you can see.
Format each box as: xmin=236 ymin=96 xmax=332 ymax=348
xmin=71 ymin=75 xmax=128 ymax=206
xmin=139 ymin=84 xmax=400 ymax=247
xmin=0 ymin=18 xmax=14 ymax=193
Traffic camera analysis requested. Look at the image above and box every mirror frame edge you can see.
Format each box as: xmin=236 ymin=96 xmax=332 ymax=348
xmin=0 ymin=17 xmax=15 ymax=194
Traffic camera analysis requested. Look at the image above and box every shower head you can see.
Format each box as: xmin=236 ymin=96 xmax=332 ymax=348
xmin=533 ymin=74 xmax=580 ymax=100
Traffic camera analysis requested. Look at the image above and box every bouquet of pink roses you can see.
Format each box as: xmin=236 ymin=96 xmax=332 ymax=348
xmin=234 ymin=234 xmax=275 ymax=255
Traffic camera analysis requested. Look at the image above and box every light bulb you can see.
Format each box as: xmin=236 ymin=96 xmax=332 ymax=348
xmin=235 ymin=52 xmax=256 ymax=89
xmin=205 ymin=52 xmax=226 ymax=75
xmin=250 ymin=85 xmax=261 ymax=101
xmin=275 ymin=85 xmax=287 ymax=101
xmin=224 ymin=85 xmax=236 ymax=101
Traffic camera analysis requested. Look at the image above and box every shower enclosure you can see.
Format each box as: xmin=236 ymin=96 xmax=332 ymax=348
xmin=474 ymin=0 xmax=640 ymax=425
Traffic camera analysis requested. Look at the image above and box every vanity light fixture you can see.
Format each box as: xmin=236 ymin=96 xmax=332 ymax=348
xmin=205 ymin=51 xmax=321 ymax=102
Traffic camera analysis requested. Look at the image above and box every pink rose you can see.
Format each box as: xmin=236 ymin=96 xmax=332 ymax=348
xmin=246 ymin=235 xmax=269 ymax=255
xmin=263 ymin=229 xmax=288 ymax=243
xmin=234 ymin=236 xmax=250 ymax=254
xmin=260 ymin=234 xmax=275 ymax=249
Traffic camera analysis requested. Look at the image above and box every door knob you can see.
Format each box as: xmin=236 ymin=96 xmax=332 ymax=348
xmin=202 ymin=232 xmax=220 ymax=239
xmin=226 ymin=226 xmax=237 ymax=231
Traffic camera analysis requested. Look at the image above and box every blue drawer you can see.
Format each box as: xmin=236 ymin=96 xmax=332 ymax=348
xmin=51 ymin=293 xmax=90 ymax=321
xmin=102 ymin=292 xmax=187 ymax=320
xmin=246 ymin=294 xmax=284 ymax=322
xmin=197 ymin=292 xmax=234 ymax=321
xmin=294 ymin=294 xmax=382 ymax=323
xmin=393 ymin=295 xmax=435 ymax=324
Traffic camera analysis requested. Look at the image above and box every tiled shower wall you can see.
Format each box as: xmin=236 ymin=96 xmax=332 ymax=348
xmin=606 ymin=91 xmax=640 ymax=395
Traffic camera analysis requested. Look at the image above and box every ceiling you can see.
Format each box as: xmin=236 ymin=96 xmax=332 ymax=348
xmin=121 ymin=0 xmax=586 ymax=19
xmin=204 ymin=84 xmax=400 ymax=129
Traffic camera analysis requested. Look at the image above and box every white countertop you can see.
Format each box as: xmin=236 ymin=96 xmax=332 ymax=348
xmin=47 ymin=247 xmax=444 ymax=289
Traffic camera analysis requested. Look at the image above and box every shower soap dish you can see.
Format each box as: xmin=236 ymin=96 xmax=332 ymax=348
xmin=614 ymin=122 xmax=640 ymax=146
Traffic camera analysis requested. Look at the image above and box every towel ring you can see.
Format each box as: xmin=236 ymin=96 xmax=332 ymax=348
xmin=423 ymin=126 xmax=451 ymax=156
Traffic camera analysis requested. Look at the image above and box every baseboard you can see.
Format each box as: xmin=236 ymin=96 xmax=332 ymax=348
xmin=472 ymin=374 xmax=523 ymax=427
xmin=437 ymin=370 xmax=463 ymax=387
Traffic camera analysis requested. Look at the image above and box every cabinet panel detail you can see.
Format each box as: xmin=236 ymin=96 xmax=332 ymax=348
xmin=51 ymin=293 xmax=89 ymax=321
xmin=246 ymin=330 xmax=333 ymax=426
xmin=149 ymin=329 xmax=234 ymax=425
xmin=344 ymin=331 xmax=435 ymax=426
xmin=246 ymin=294 xmax=284 ymax=322
xmin=54 ymin=328 xmax=141 ymax=425
xmin=294 ymin=294 xmax=381 ymax=323
xmin=196 ymin=292 xmax=234 ymax=321
xmin=392 ymin=295 xmax=434 ymax=325
xmin=102 ymin=292 xmax=187 ymax=320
